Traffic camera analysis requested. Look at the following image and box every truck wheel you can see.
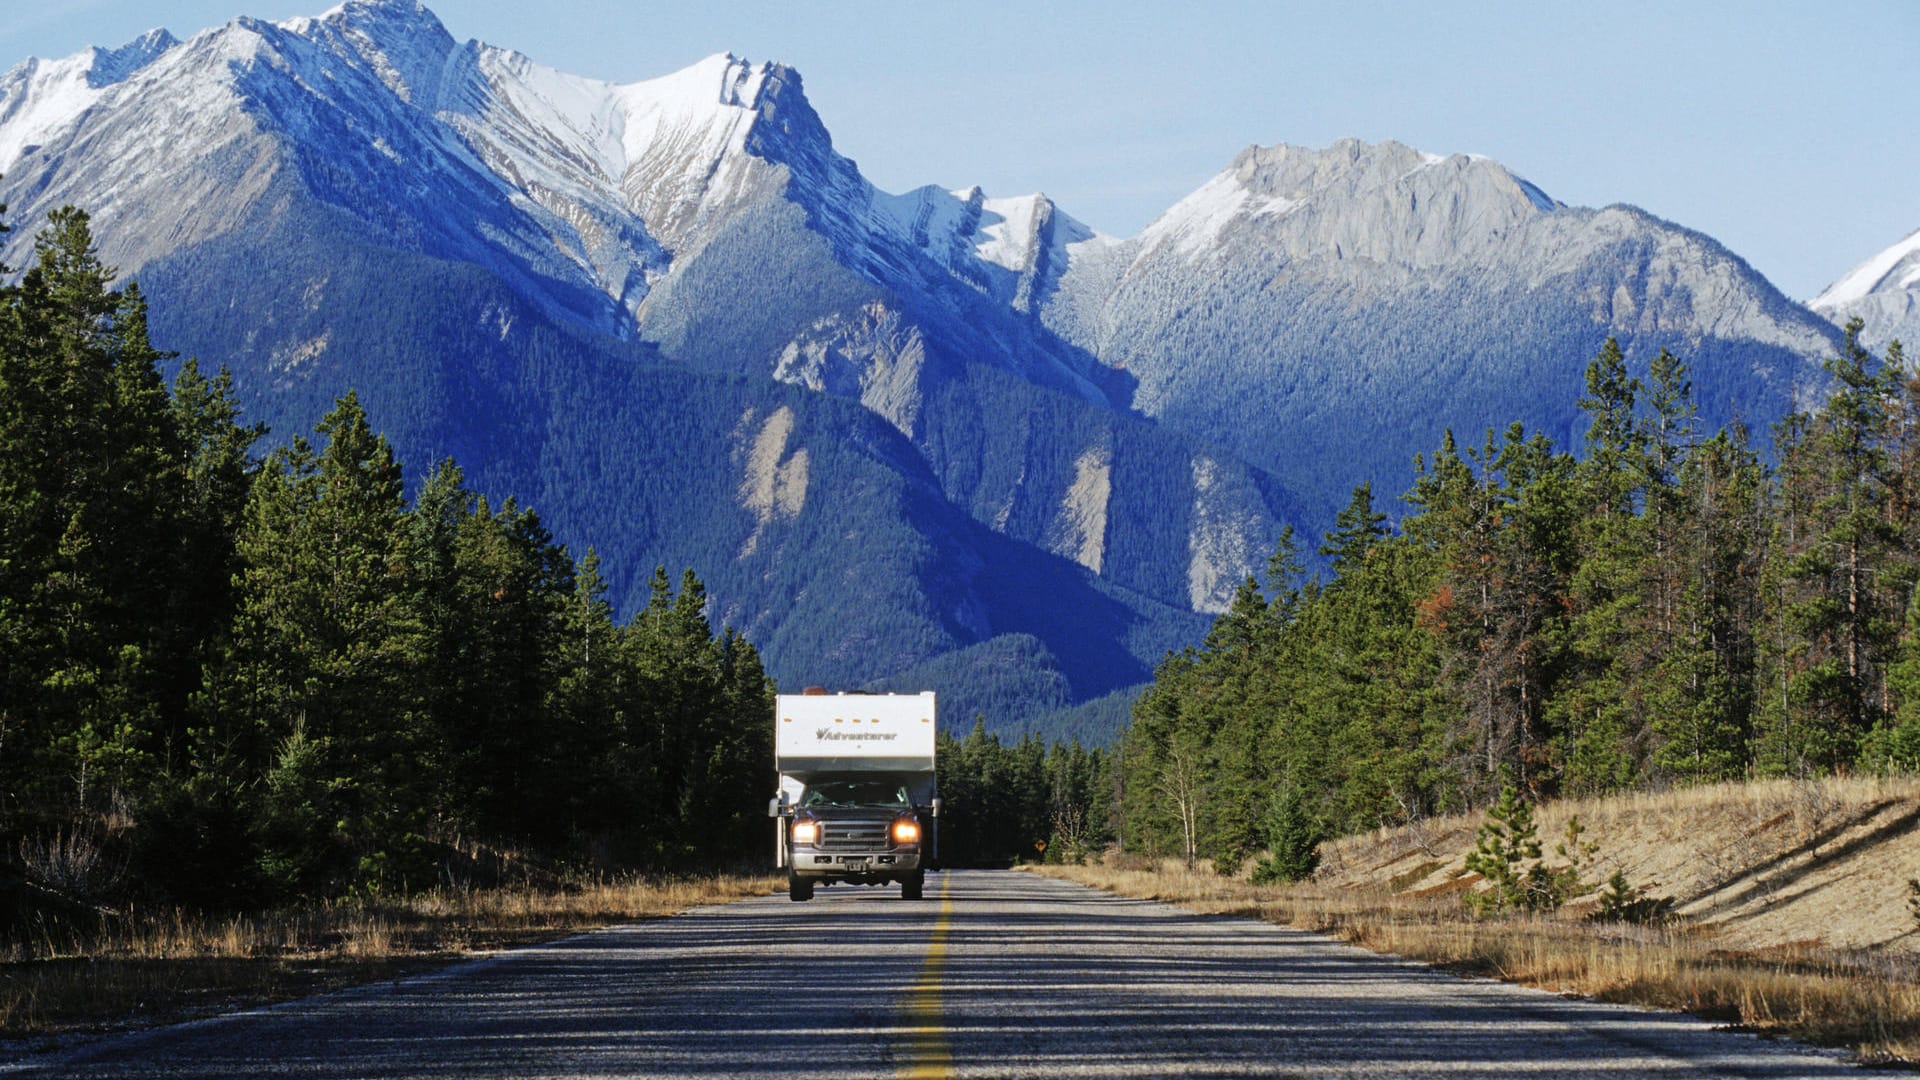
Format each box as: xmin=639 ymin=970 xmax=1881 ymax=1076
xmin=901 ymin=871 xmax=924 ymax=901
xmin=789 ymin=875 xmax=814 ymax=902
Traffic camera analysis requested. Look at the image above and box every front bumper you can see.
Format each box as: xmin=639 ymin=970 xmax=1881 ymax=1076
xmin=790 ymin=848 xmax=922 ymax=881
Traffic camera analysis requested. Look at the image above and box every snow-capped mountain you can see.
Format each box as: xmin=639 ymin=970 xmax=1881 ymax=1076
xmin=0 ymin=0 xmax=1278 ymax=713
xmin=1812 ymin=229 xmax=1920 ymax=354
xmin=1023 ymin=139 xmax=1841 ymax=495
xmin=0 ymin=0 xmax=1854 ymax=721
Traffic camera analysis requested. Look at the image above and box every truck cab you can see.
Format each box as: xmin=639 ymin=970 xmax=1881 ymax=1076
xmin=771 ymin=691 xmax=937 ymax=901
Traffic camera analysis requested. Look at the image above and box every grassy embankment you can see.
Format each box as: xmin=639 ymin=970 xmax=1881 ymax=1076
xmin=1034 ymin=774 xmax=1920 ymax=1064
xmin=0 ymin=873 xmax=777 ymax=1042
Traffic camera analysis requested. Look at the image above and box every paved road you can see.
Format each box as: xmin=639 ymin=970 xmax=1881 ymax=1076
xmin=3 ymin=870 xmax=1857 ymax=1077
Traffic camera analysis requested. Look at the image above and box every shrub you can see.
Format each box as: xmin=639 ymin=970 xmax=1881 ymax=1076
xmin=1592 ymin=868 xmax=1673 ymax=924
xmin=1251 ymin=785 xmax=1322 ymax=885
xmin=1463 ymin=787 xmax=1591 ymax=914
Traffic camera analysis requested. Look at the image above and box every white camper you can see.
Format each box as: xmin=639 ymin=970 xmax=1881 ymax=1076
xmin=770 ymin=690 xmax=937 ymax=901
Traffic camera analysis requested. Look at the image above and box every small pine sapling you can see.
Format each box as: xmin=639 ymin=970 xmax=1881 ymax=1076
xmin=1593 ymin=867 xmax=1675 ymax=924
xmin=1463 ymin=785 xmax=1541 ymax=913
xmin=1530 ymin=815 xmax=1598 ymax=909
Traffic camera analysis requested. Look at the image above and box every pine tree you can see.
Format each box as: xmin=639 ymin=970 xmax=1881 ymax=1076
xmin=1758 ymin=321 xmax=1904 ymax=772
xmin=1557 ymin=339 xmax=1653 ymax=794
xmin=157 ymin=359 xmax=263 ymax=757
xmin=1250 ymin=783 xmax=1322 ymax=884
xmin=1870 ymin=585 xmax=1920 ymax=770
xmin=1463 ymin=784 xmax=1543 ymax=913
xmin=1868 ymin=340 xmax=1920 ymax=770
xmin=1406 ymin=426 xmax=1575 ymax=798
xmin=1650 ymin=429 xmax=1764 ymax=780
xmin=615 ymin=566 xmax=770 ymax=867
xmin=1405 ymin=431 xmax=1505 ymax=792
xmin=1320 ymin=483 xmax=1389 ymax=573
xmin=551 ymin=548 xmax=632 ymax=851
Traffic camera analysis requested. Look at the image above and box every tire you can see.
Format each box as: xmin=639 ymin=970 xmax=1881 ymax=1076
xmin=789 ymin=875 xmax=814 ymax=902
xmin=901 ymin=870 xmax=924 ymax=901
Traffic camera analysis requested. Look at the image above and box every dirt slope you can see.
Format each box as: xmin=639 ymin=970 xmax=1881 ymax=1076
xmin=1314 ymin=776 xmax=1920 ymax=953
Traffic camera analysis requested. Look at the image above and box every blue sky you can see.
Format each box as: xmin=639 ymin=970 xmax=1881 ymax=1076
xmin=6 ymin=0 xmax=1915 ymax=301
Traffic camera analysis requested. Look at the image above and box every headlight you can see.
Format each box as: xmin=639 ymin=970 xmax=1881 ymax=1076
xmin=891 ymin=817 xmax=920 ymax=844
xmin=791 ymin=819 xmax=821 ymax=845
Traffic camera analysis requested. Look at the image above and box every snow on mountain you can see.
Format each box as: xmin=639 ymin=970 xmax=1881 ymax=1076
xmin=1129 ymin=140 xmax=1561 ymax=273
xmin=0 ymin=2 xmax=1113 ymax=381
xmin=471 ymin=46 xmax=779 ymax=248
xmin=1812 ymin=228 xmax=1920 ymax=353
xmin=0 ymin=29 xmax=177 ymax=176
xmin=0 ymin=0 xmax=1852 ymax=638
xmin=1813 ymin=229 xmax=1920 ymax=309
xmin=1020 ymin=137 xmax=1840 ymax=499
xmin=0 ymin=0 xmax=1276 ymax=688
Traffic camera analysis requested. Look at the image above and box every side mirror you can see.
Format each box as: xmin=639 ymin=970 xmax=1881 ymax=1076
xmin=930 ymin=798 xmax=941 ymax=819
xmin=767 ymin=797 xmax=782 ymax=818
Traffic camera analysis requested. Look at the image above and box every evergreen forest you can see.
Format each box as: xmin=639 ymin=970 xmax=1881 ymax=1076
xmin=0 ymin=204 xmax=1116 ymax=922
xmin=1115 ymin=326 xmax=1920 ymax=871
xmin=12 ymin=195 xmax=1919 ymax=916
xmin=0 ymin=207 xmax=776 ymax=914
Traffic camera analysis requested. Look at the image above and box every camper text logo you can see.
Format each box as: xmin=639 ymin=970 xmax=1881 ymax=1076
xmin=816 ymin=728 xmax=899 ymax=741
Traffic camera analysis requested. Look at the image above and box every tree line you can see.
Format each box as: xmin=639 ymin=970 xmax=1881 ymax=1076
xmin=934 ymin=720 xmax=1113 ymax=867
xmin=1 ymin=207 xmax=772 ymax=915
xmin=1118 ymin=324 xmax=1918 ymax=870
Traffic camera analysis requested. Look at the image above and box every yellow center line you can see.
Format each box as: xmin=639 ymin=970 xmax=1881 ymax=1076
xmin=899 ymin=874 xmax=955 ymax=1080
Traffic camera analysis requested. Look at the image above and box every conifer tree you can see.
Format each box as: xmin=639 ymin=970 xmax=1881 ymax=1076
xmin=1650 ymin=429 xmax=1765 ymax=780
xmin=1869 ymin=583 xmax=1920 ymax=770
xmin=552 ymin=549 xmax=632 ymax=847
xmin=1868 ymin=340 xmax=1920 ymax=767
xmin=159 ymin=359 xmax=262 ymax=748
xmin=1758 ymin=321 xmax=1905 ymax=772
xmin=1557 ymin=339 xmax=1653 ymax=793
xmin=1463 ymin=784 xmax=1542 ymax=913
xmin=1406 ymin=426 xmax=1575 ymax=798
xmin=1320 ymin=483 xmax=1389 ymax=573
xmin=1250 ymin=783 xmax=1322 ymax=884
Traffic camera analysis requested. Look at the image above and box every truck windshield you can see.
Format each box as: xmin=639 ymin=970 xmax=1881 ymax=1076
xmin=802 ymin=780 xmax=911 ymax=808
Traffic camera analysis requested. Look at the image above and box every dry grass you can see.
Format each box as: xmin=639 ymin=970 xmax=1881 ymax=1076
xmin=0 ymin=873 xmax=777 ymax=1040
xmin=1037 ymin=774 xmax=1920 ymax=1065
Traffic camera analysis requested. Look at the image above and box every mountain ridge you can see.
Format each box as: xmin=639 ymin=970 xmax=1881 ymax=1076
xmin=0 ymin=0 xmax=1859 ymax=733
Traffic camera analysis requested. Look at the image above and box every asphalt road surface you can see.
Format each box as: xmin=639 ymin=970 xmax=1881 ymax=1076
xmin=3 ymin=870 xmax=1858 ymax=1077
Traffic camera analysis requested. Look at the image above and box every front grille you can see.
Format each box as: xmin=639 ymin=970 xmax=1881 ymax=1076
xmin=819 ymin=819 xmax=890 ymax=850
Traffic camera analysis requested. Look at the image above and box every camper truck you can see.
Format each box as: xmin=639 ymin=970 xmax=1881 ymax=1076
xmin=770 ymin=690 xmax=937 ymax=901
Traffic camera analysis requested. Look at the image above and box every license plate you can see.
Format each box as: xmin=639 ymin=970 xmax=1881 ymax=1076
xmin=840 ymin=857 xmax=869 ymax=869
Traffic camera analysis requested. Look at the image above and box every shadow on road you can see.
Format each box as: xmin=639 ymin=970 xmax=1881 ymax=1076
xmin=6 ymin=870 xmax=1853 ymax=1078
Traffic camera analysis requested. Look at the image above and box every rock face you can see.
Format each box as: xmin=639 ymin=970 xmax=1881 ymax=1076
xmin=0 ymin=0 xmax=1855 ymax=721
xmin=1812 ymin=228 xmax=1920 ymax=355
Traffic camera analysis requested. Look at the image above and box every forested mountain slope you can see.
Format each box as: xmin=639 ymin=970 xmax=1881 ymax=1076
xmin=0 ymin=0 xmax=1846 ymax=726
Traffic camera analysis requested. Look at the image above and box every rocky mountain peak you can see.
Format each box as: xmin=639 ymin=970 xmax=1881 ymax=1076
xmin=1812 ymin=228 xmax=1920 ymax=353
xmin=86 ymin=28 xmax=178 ymax=89
xmin=1136 ymin=137 xmax=1563 ymax=272
xmin=304 ymin=0 xmax=458 ymax=106
xmin=1214 ymin=138 xmax=1551 ymax=211
xmin=1814 ymin=228 xmax=1920 ymax=309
